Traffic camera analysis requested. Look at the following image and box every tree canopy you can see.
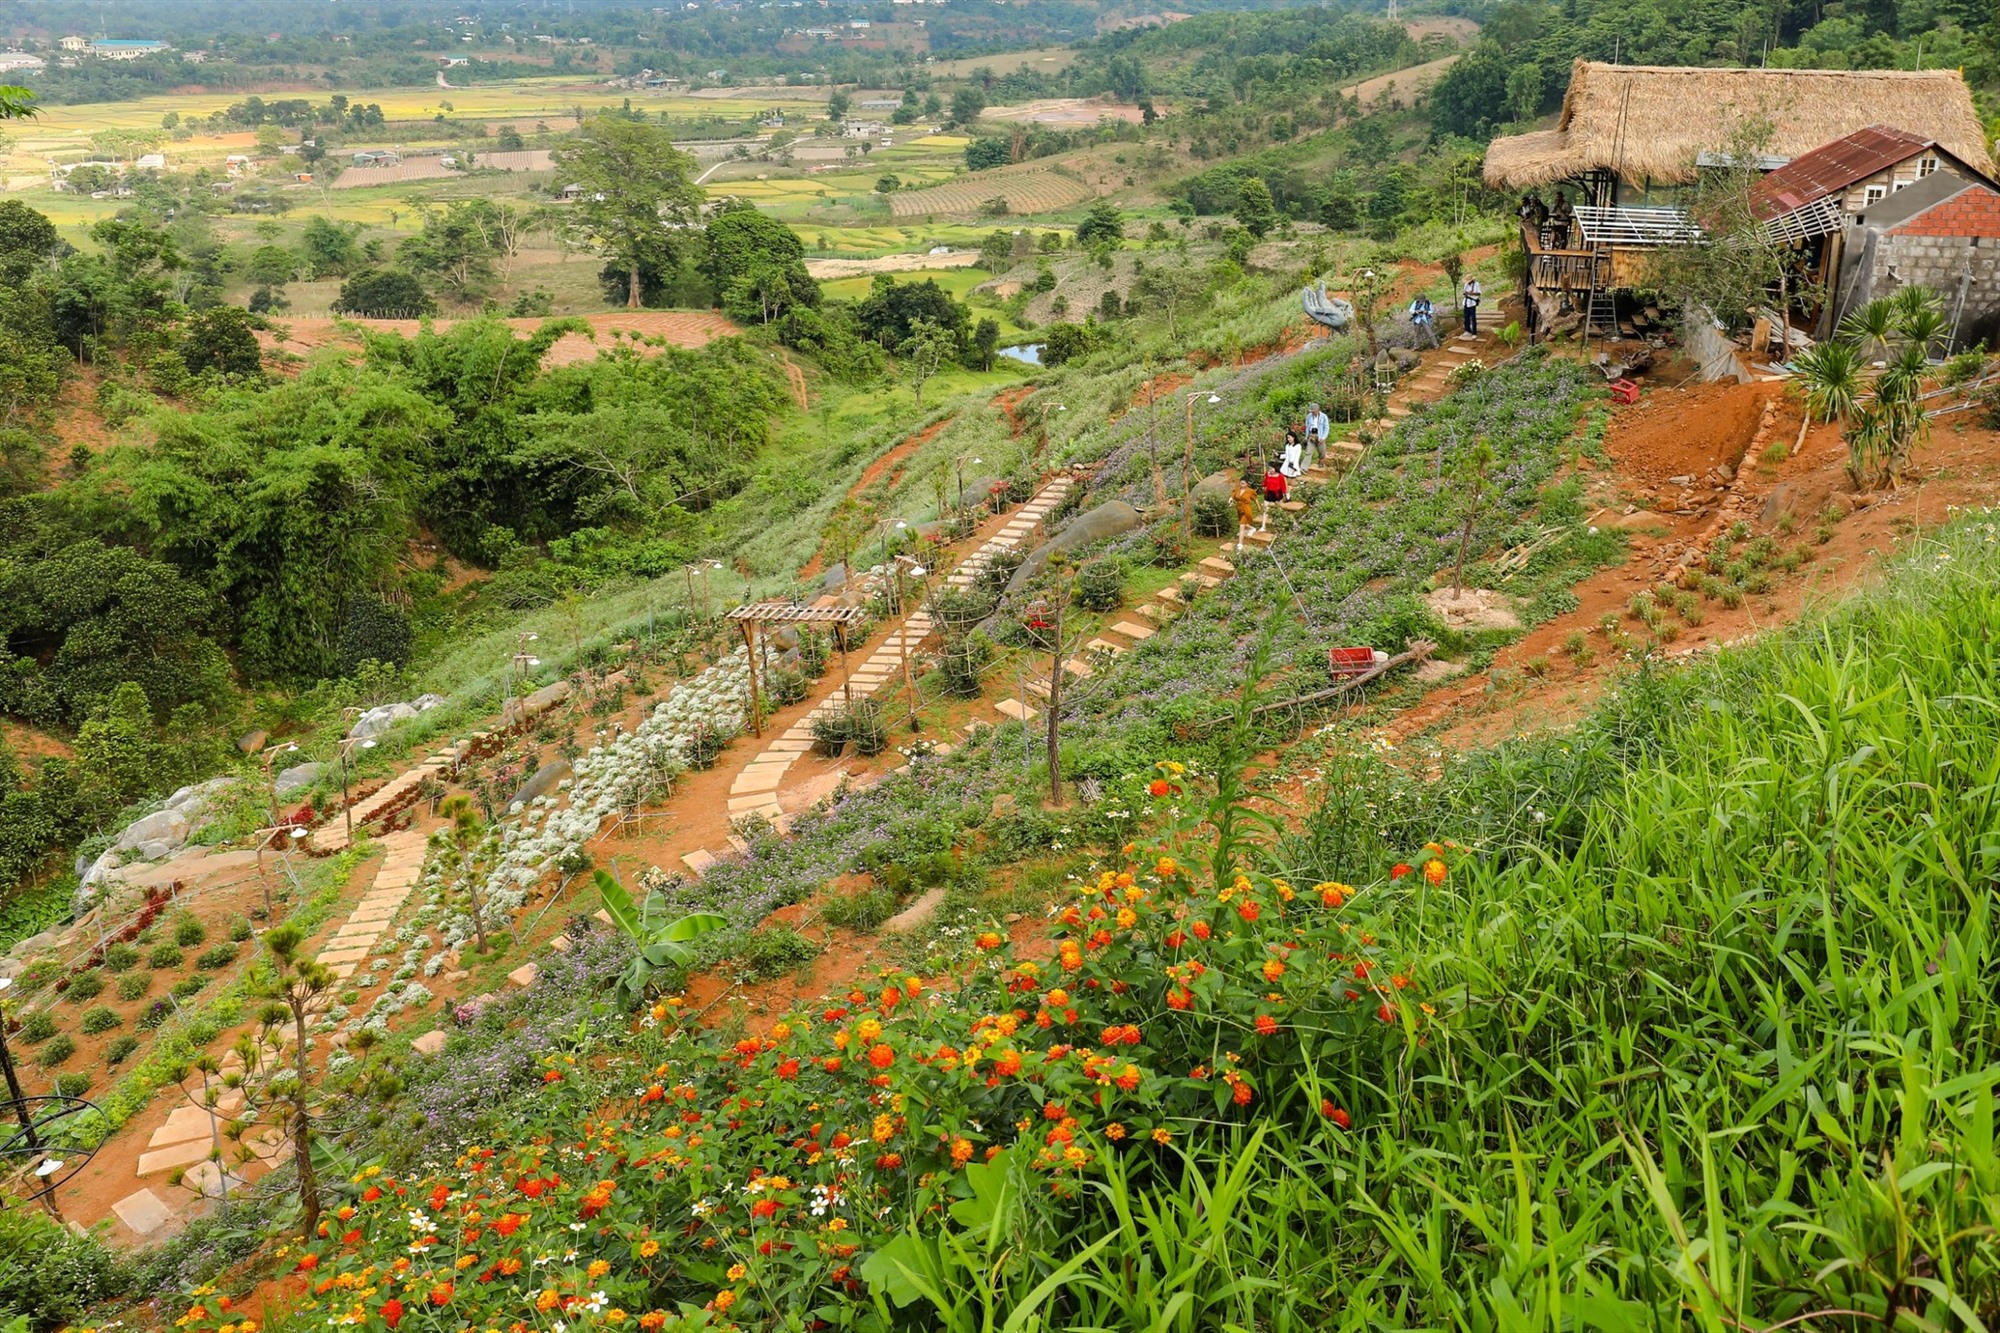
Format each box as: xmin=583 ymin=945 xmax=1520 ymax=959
xmin=552 ymin=116 xmax=704 ymax=310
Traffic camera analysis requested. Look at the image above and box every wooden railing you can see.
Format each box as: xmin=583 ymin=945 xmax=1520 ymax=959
xmin=1521 ymin=222 xmax=1610 ymax=292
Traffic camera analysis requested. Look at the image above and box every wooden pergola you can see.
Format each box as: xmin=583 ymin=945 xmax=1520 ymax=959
xmin=726 ymin=602 xmax=867 ymax=736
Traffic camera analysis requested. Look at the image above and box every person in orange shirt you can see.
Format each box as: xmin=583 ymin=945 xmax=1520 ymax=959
xmin=1232 ymin=475 xmax=1260 ymax=552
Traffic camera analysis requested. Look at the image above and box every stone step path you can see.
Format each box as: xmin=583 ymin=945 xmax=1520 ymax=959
xmin=311 ymin=828 xmax=429 ymax=980
xmin=706 ymin=474 xmax=1077 ymax=842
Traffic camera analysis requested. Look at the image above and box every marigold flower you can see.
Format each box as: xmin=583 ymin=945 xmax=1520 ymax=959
xmin=867 ymin=1043 xmax=895 ymax=1070
xmin=429 ymin=1283 xmax=453 ymax=1307
xmin=1155 ymin=857 xmax=1177 ymax=877
xmin=1232 ymin=1081 xmax=1253 ymax=1107
xmin=638 ymin=1241 xmax=660 ymax=1259
xmin=294 ymin=1254 xmax=318 ymax=1273
xmin=950 ymin=1138 xmax=974 ymax=1166
xmin=727 ymin=1263 xmax=747 ymax=1282
xmin=1148 ymin=779 xmax=1171 ymax=797
xmin=541 ymin=1070 xmax=562 ymax=1084
xmin=1190 ymin=921 xmax=1211 ymax=941
xmin=992 ymin=1049 xmax=1022 ymax=1078
xmin=1423 ymin=859 xmax=1447 ymax=886
xmin=875 ymin=1153 xmax=903 ymax=1170
xmin=1151 ymin=1128 xmax=1172 ymax=1146
xmin=1046 ymin=988 xmax=1070 ymax=1007
xmin=1105 ymin=1122 xmax=1126 ymax=1140
xmin=975 ymin=931 xmax=1004 ymax=950
xmin=750 ymin=1199 xmax=779 ymax=1220
xmin=1261 ymin=959 xmax=1286 ymax=983
xmin=713 ymin=1291 xmax=736 ymax=1313
xmin=587 ymin=1259 xmax=610 ymax=1280
xmin=640 ymin=1313 xmax=668 ymax=1332
xmin=1320 ymin=884 xmax=1347 ymax=907
xmin=1254 ymin=1014 xmax=1278 ymax=1036
xmin=1377 ymin=1003 xmax=1397 ymax=1023
xmin=1115 ymin=907 xmax=1137 ymax=930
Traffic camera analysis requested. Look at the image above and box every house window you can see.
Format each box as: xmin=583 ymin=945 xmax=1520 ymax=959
xmin=1864 ymin=184 xmax=1887 ymax=205
xmin=1918 ymin=155 xmax=1939 ymax=177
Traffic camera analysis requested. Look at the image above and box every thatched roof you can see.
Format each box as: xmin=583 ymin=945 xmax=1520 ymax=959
xmin=1483 ymin=60 xmax=1993 ymax=190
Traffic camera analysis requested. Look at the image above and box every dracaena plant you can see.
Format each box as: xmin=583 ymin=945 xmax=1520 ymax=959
xmin=594 ymin=869 xmax=726 ymax=1008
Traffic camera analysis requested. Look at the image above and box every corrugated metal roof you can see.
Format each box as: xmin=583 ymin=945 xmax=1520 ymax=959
xmin=1749 ymin=125 xmax=1932 ymax=220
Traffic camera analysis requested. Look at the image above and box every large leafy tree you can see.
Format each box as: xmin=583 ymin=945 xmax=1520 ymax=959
xmin=0 ymin=200 xmax=64 ymax=285
xmin=399 ymin=199 xmax=506 ymax=302
xmin=701 ymin=202 xmax=816 ymax=307
xmin=552 ymin=116 xmax=703 ymax=309
xmin=298 ymin=215 xmax=364 ymax=280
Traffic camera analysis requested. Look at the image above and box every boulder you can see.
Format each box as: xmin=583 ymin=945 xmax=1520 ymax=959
xmin=114 ymin=807 xmax=191 ymax=856
xmin=349 ymin=702 xmax=417 ymax=739
xmin=1190 ymin=470 xmax=1239 ymax=502
xmin=1000 ymin=501 xmax=1143 ymax=595
xmin=273 ymin=762 xmax=324 ymax=797
xmin=521 ymin=680 xmax=572 ymax=718
xmin=506 ymin=761 xmax=571 ymax=816
xmin=237 ymin=729 xmax=269 ymax=755
xmin=348 ymin=694 xmax=445 ymax=739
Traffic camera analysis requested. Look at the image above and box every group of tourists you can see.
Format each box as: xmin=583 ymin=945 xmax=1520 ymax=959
xmin=1409 ymin=276 xmax=1482 ymax=342
xmin=1519 ymin=190 xmax=1578 ymax=250
xmin=1230 ymin=264 xmax=1492 ymax=550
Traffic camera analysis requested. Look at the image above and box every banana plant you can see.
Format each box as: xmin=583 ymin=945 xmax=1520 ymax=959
xmin=593 ymin=870 xmax=726 ymax=1009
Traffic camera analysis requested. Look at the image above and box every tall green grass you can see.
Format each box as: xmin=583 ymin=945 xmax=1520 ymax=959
xmin=885 ymin=515 xmax=2000 ymax=1330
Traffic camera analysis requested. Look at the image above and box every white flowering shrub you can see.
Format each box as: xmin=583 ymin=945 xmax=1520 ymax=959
xmin=422 ymin=650 xmax=752 ymax=951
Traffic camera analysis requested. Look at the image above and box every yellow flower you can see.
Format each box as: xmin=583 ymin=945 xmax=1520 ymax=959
xmin=1151 ymin=1127 xmax=1172 ymax=1146
xmin=587 ymin=1259 xmax=611 ymax=1280
xmin=714 ymin=1291 xmax=737 ymax=1313
xmin=727 ymin=1263 xmax=747 ymax=1281
xmin=638 ymin=1240 xmax=660 ymax=1258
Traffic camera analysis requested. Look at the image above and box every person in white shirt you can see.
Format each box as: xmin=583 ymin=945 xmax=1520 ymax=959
xmin=1302 ymin=403 xmax=1330 ymax=468
xmin=1461 ymin=277 xmax=1483 ymax=337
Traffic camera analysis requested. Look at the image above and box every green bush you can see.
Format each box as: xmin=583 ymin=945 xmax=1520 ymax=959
xmin=1074 ymin=559 xmax=1126 ymax=612
xmin=1192 ymin=490 xmax=1236 ymax=538
xmin=79 ymin=1005 xmax=120 ymax=1035
xmin=116 ymin=971 xmax=151 ymax=1002
xmin=36 ymin=1033 xmax=75 ymax=1067
xmin=0 ymin=1203 xmax=127 ymax=1330
xmin=729 ymin=927 xmax=821 ymax=981
xmin=102 ymin=942 xmax=140 ymax=973
xmin=172 ymin=974 xmax=208 ymax=1000
xmin=819 ymin=884 xmax=900 ymax=932
xmin=63 ymin=971 xmax=104 ymax=1002
xmin=147 ymin=943 xmax=183 ymax=969
xmin=228 ymin=917 xmax=254 ymax=943
xmin=52 ymin=1071 xmax=91 ymax=1098
xmin=172 ymin=914 xmax=207 ymax=948
xmin=104 ymin=1033 xmax=141 ymax=1065
xmin=846 ymin=697 xmax=889 ymax=756
xmin=195 ymin=942 xmax=238 ymax=971
xmin=17 ymin=1009 xmax=57 ymax=1043
xmin=937 ymin=632 xmax=995 ymax=699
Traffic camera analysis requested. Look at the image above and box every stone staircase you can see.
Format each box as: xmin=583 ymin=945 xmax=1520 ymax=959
xmin=692 ymin=473 xmax=1078 ymax=868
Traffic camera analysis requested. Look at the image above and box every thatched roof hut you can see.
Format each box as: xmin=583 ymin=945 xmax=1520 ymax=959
xmin=1483 ymin=60 xmax=1993 ymax=191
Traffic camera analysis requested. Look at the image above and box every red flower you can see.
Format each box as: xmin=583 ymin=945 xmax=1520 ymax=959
xmin=1254 ymin=1014 xmax=1278 ymax=1036
xmin=1164 ymin=929 xmax=1186 ymax=949
xmin=381 ymin=1299 xmax=405 ymax=1329
xmin=867 ymin=1044 xmax=895 ymax=1070
xmin=295 ymin=1254 xmax=319 ymax=1273
xmin=750 ymin=1198 xmax=779 ymax=1220
xmin=1390 ymin=863 xmax=1413 ymax=880
xmin=1237 ymin=901 xmax=1260 ymax=923
xmin=975 ymin=932 xmax=1004 ymax=950
xmin=1321 ymin=1101 xmax=1351 ymax=1129
xmin=361 ymin=1186 xmax=383 ymax=1203
xmin=342 ymin=1229 xmax=362 ymax=1245
xmin=542 ymin=1070 xmax=563 ymax=1084
xmin=775 ymin=1058 xmax=800 ymax=1080
xmin=1190 ymin=921 xmax=1211 ymax=941
xmin=1377 ymin=1003 xmax=1397 ymax=1024
xmin=429 ymin=1283 xmax=454 ymax=1307
xmin=1232 ymin=1080 xmax=1254 ymax=1106
xmin=1148 ymin=779 xmax=1171 ymax=797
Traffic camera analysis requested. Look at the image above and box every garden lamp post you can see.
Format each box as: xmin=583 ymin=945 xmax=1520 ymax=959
xmin=505 ymin=631 xmax=540 ymax=710
xmin=956 ymin=454 xmax=983 ymax=514
xmin=894 ymin=557 xmax=929 ymax=730
xmin=1036 ymin=402 xmax=1066 ymax=467
xmin=261 ymin=740 xmax=301 ymax=829
xmin=335 ymin=736 xmax=378 ymax=843
xmin=0 ymin=977 xmax=37 ymax=1155
xmin=1182 ymin=392 xmax=1223 ymax=544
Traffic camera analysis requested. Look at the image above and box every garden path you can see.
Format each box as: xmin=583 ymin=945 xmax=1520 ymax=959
xmin=85 ymin=832 xmax=432 ymax=1244
xmin=688 ymin=473 xmax=1078 ymax=868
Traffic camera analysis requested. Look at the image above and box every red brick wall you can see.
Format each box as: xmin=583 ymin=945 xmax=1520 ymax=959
xmin=1889 ymin=185 xmax=2000 ymax=239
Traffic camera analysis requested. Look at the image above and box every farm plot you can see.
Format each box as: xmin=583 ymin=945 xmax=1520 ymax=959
xmin=888 ymin=160 xmax=1101 ymax=219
